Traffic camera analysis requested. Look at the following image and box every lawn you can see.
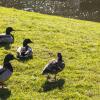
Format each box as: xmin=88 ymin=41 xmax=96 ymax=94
xmin=0 ymin=7 xmax=100 ymax=100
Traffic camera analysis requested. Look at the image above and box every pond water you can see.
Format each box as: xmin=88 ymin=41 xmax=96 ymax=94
xmin=0 ymin=0 xmax=100 ymax=22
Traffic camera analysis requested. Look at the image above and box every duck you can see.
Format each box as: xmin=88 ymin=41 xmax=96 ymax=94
xmin=0 ymin=54 xmax=15 ymax=88
xmin=17 ymin=39 xmax=33 ymax=58
xmin=0 ymin=27 xmax=15 ymax=44
xmin=42 ymin=53 xmax=65 ymax=81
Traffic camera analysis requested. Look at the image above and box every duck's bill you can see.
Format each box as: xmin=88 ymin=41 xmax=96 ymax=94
xmin=12 ymin=29 xmax=15 ymax=31
xmin=30 ymin=41 xmax=33 ymax=43
xmin=13 ymin=29 xmax=24 ymax=31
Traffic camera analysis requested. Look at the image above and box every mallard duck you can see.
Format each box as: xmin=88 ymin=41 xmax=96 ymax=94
xmin=0 ymin=27 xmax=15 ymax=44
xmin=17 ymin=39 xmax=33 ymax=58
xmin=42 ymin=53 xmax=65 ymax=81
xmin=0 ymin=54 xmax=15 ymax=88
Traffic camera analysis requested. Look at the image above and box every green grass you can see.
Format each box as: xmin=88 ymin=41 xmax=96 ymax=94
xmin=0 ymin=7 xmax=100 ymax=100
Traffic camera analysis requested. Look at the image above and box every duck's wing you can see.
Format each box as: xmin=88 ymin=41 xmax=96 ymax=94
xmin=0 ymin=66 xmax=5 ymax=75
xmin=42 ymin=60 xmax=58 ymax=74
xmin=17 ymin=47 xmax=22 ymax=53
xmin=17 ymin=47 xmax=26 ymax=53
xmin=0 ymin=34 xmax=13 ymax=43
xmin=0 ymin=34 xmax=5 ymax=37
xmin=0 ymin=34 xmax=5 ymax=43
xmin=17 ymin=47 xmax=22 ymax=56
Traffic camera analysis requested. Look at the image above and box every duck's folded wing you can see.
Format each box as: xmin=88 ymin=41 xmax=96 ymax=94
xmin=0 ymin=35 xmax=5 ymax=42
xmin=0 ymin=34 xmax=5 ymax=38
xmin=42 ymin=60 xmax=58 ymax=74
xmin=17 ymin=47 xmax=25 ymax=53
xmin=0 ymin=67 xmax=5 ymax=75
xmin=17 ymin=47 xmax=22 ymax=53
xmin=0 ymin=35 xmax=13 ymax=43
xmin=0 ymin=34 xmax=13 ymax=38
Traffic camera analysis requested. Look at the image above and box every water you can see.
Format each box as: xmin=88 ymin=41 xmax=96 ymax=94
xmin=0 ymin=0 xmax=100 ymax=21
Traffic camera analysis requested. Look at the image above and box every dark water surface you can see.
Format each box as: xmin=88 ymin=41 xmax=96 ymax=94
xmin=0 ymin=0 xmax=100 ymax=22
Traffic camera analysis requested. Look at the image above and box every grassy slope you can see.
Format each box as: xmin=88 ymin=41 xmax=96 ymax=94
xmin=0 ymin=7 xmax=100 ymax=100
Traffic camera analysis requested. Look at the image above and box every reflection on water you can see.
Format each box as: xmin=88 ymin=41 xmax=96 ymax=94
xmin=0 ymin=0 xmax=100 ymax=21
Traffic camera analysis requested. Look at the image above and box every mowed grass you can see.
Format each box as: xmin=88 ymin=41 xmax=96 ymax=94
xmin=0 ymin=7 xmax=100 ymax=100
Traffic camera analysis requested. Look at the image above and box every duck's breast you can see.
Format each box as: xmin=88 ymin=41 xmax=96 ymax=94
xmin=26 ymin=47 xmax=33 ymax=56
xmin=0 ymin=69 xmax=12 ymax=82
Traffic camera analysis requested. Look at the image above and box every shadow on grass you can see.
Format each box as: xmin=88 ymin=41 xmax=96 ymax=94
xmin=40 ymin=79 xmax=65 ymax=92
xmin=0 ymin=43 xmax=11 ymax=50
xmin=0 ymin=88 xmax=11 ymax=100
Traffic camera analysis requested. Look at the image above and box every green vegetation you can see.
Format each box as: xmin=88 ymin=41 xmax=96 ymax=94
xmin=0 ymin=7 xmax=100 ymax=100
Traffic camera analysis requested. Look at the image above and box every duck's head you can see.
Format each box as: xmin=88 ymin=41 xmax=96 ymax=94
xmin=6 ymin=27 xmax=15 ymax=35
xmin=4 ymin=54 xmax=15 ymax=62
xmin=23 ymin=39 xmax=32 ymax=46
xmin=57 ymin=52 xmax=62 ymax=61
